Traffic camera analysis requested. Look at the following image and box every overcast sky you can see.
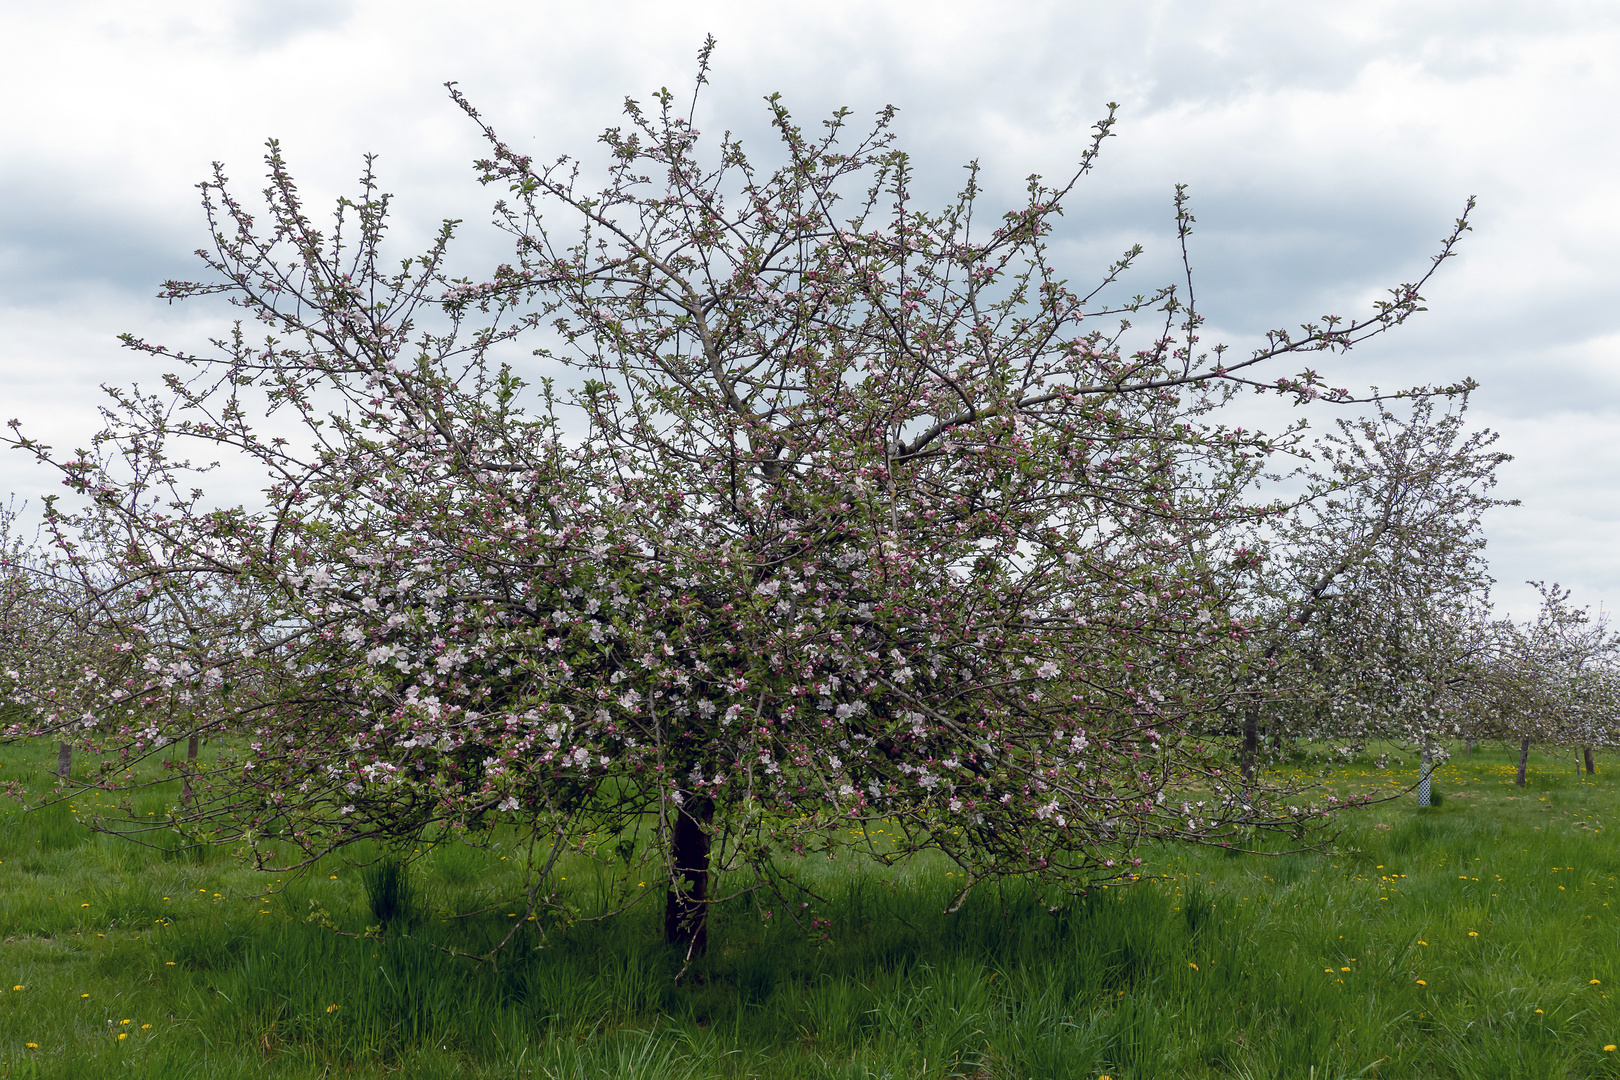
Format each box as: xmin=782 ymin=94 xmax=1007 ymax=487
xmin=2 ymin=0 xmax=1615 ymax=620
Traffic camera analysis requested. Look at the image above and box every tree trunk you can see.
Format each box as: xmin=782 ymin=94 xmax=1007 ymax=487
xmin=55 ymin=741 xmax=71 ymax=781
xmin=663 ymin=793 xmax=714 ymax=957
xmin=1240 ymin=705 xmax=1260 ymax=784
xmin=1465 ymin=739 xmax=1474 ymax=757
xmin=180 ymin=733 xmax=200 ymax=806
xmin=1585 ymin=745 xmax=1596 ymax=775
xmin=1516 ymin=737 xmax=1530 ymax=787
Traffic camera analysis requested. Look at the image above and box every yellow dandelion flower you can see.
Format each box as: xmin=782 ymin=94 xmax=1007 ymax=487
xmin=1594 ymin=980 xmax=1603 ymax=985
xmin=326 ymin=1004 xmax=340 ymax=1013
xmin=1416 ymin=979 xmax=1427 ymax=986
xmin=1189 ymin=962 xmax=1198 ymax=971
xmin=117 ymin=1033 xmax=127 ymax=1041
xmin=11 ymin=985 xmax=21 ymax=991
xmin=25 ymin=1043 xmax=38 ymax=1050
xmin=1468 ymin=932 xmax=1479 ymax=938
xmin=141 ymin=1024 xmax=151 ymax=1030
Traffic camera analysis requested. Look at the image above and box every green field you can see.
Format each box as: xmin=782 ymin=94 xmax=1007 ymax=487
xmin=0 ymin=740 xmax=1617 ymax=1078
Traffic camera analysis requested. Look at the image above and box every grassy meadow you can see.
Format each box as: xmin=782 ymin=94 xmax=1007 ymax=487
xmin=0 ymin=740 xmax=1617 ymax=1079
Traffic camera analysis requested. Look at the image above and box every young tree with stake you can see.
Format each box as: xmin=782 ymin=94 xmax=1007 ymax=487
xmin=1230 ymin=397 xmax=1511 ymax=797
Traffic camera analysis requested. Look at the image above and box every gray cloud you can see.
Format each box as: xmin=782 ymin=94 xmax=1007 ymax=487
xmin=233 ymin=0 xmax=356 ymax=51
xmin=0 ymin=174 xmax=195 ymax=302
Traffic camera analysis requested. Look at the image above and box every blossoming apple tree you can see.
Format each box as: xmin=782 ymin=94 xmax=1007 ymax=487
xmin=1227 ymin=396 xmax=1511 ymax=794
xmin=1465 ymin=584 xmax=1620 ymax=784
xmin=2 ymin=54 xmax=1476 ymax=955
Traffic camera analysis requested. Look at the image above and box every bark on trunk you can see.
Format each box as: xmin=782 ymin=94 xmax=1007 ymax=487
xmin=1240 ymin=706 xmax=1260 ymax=784
xmin=1465 ymin=739 xmax=1474 ymax=757
xmin=1516 ymin=737 xmax=1530 ymax=787
xmin=55 ymin=741 xmax=71 ymax=781
xmin=663 ymin=793 xmax=714 ymax=957
xmin=180 ymin=733 xmax=199 ymax=806
xmin=1585 ymin=745 xmax=1596 ymax=775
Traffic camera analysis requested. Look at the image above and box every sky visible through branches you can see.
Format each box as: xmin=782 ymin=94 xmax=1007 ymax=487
xmin=0 ymin=1 xmax=1616 ymax=619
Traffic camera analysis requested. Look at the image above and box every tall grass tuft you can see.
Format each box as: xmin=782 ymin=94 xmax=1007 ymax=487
xmin=361 ymin=855 xmax=420 ymax=929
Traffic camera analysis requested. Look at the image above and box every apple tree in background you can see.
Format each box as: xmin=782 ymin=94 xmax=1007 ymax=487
xmin=0 ymin=498 xmax=137 ymax=783
xmin=1231 ymin=397 xmax=1511 ymax=795
xmin=1476 ymin=584 xmax=1620 ymax=785
xmin=2 ymin=47 xmax=1478 ymax=957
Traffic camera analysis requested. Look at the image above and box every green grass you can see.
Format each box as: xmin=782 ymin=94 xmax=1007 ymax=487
xmin=0 ymin=739 xmax=1618 ymax=1078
